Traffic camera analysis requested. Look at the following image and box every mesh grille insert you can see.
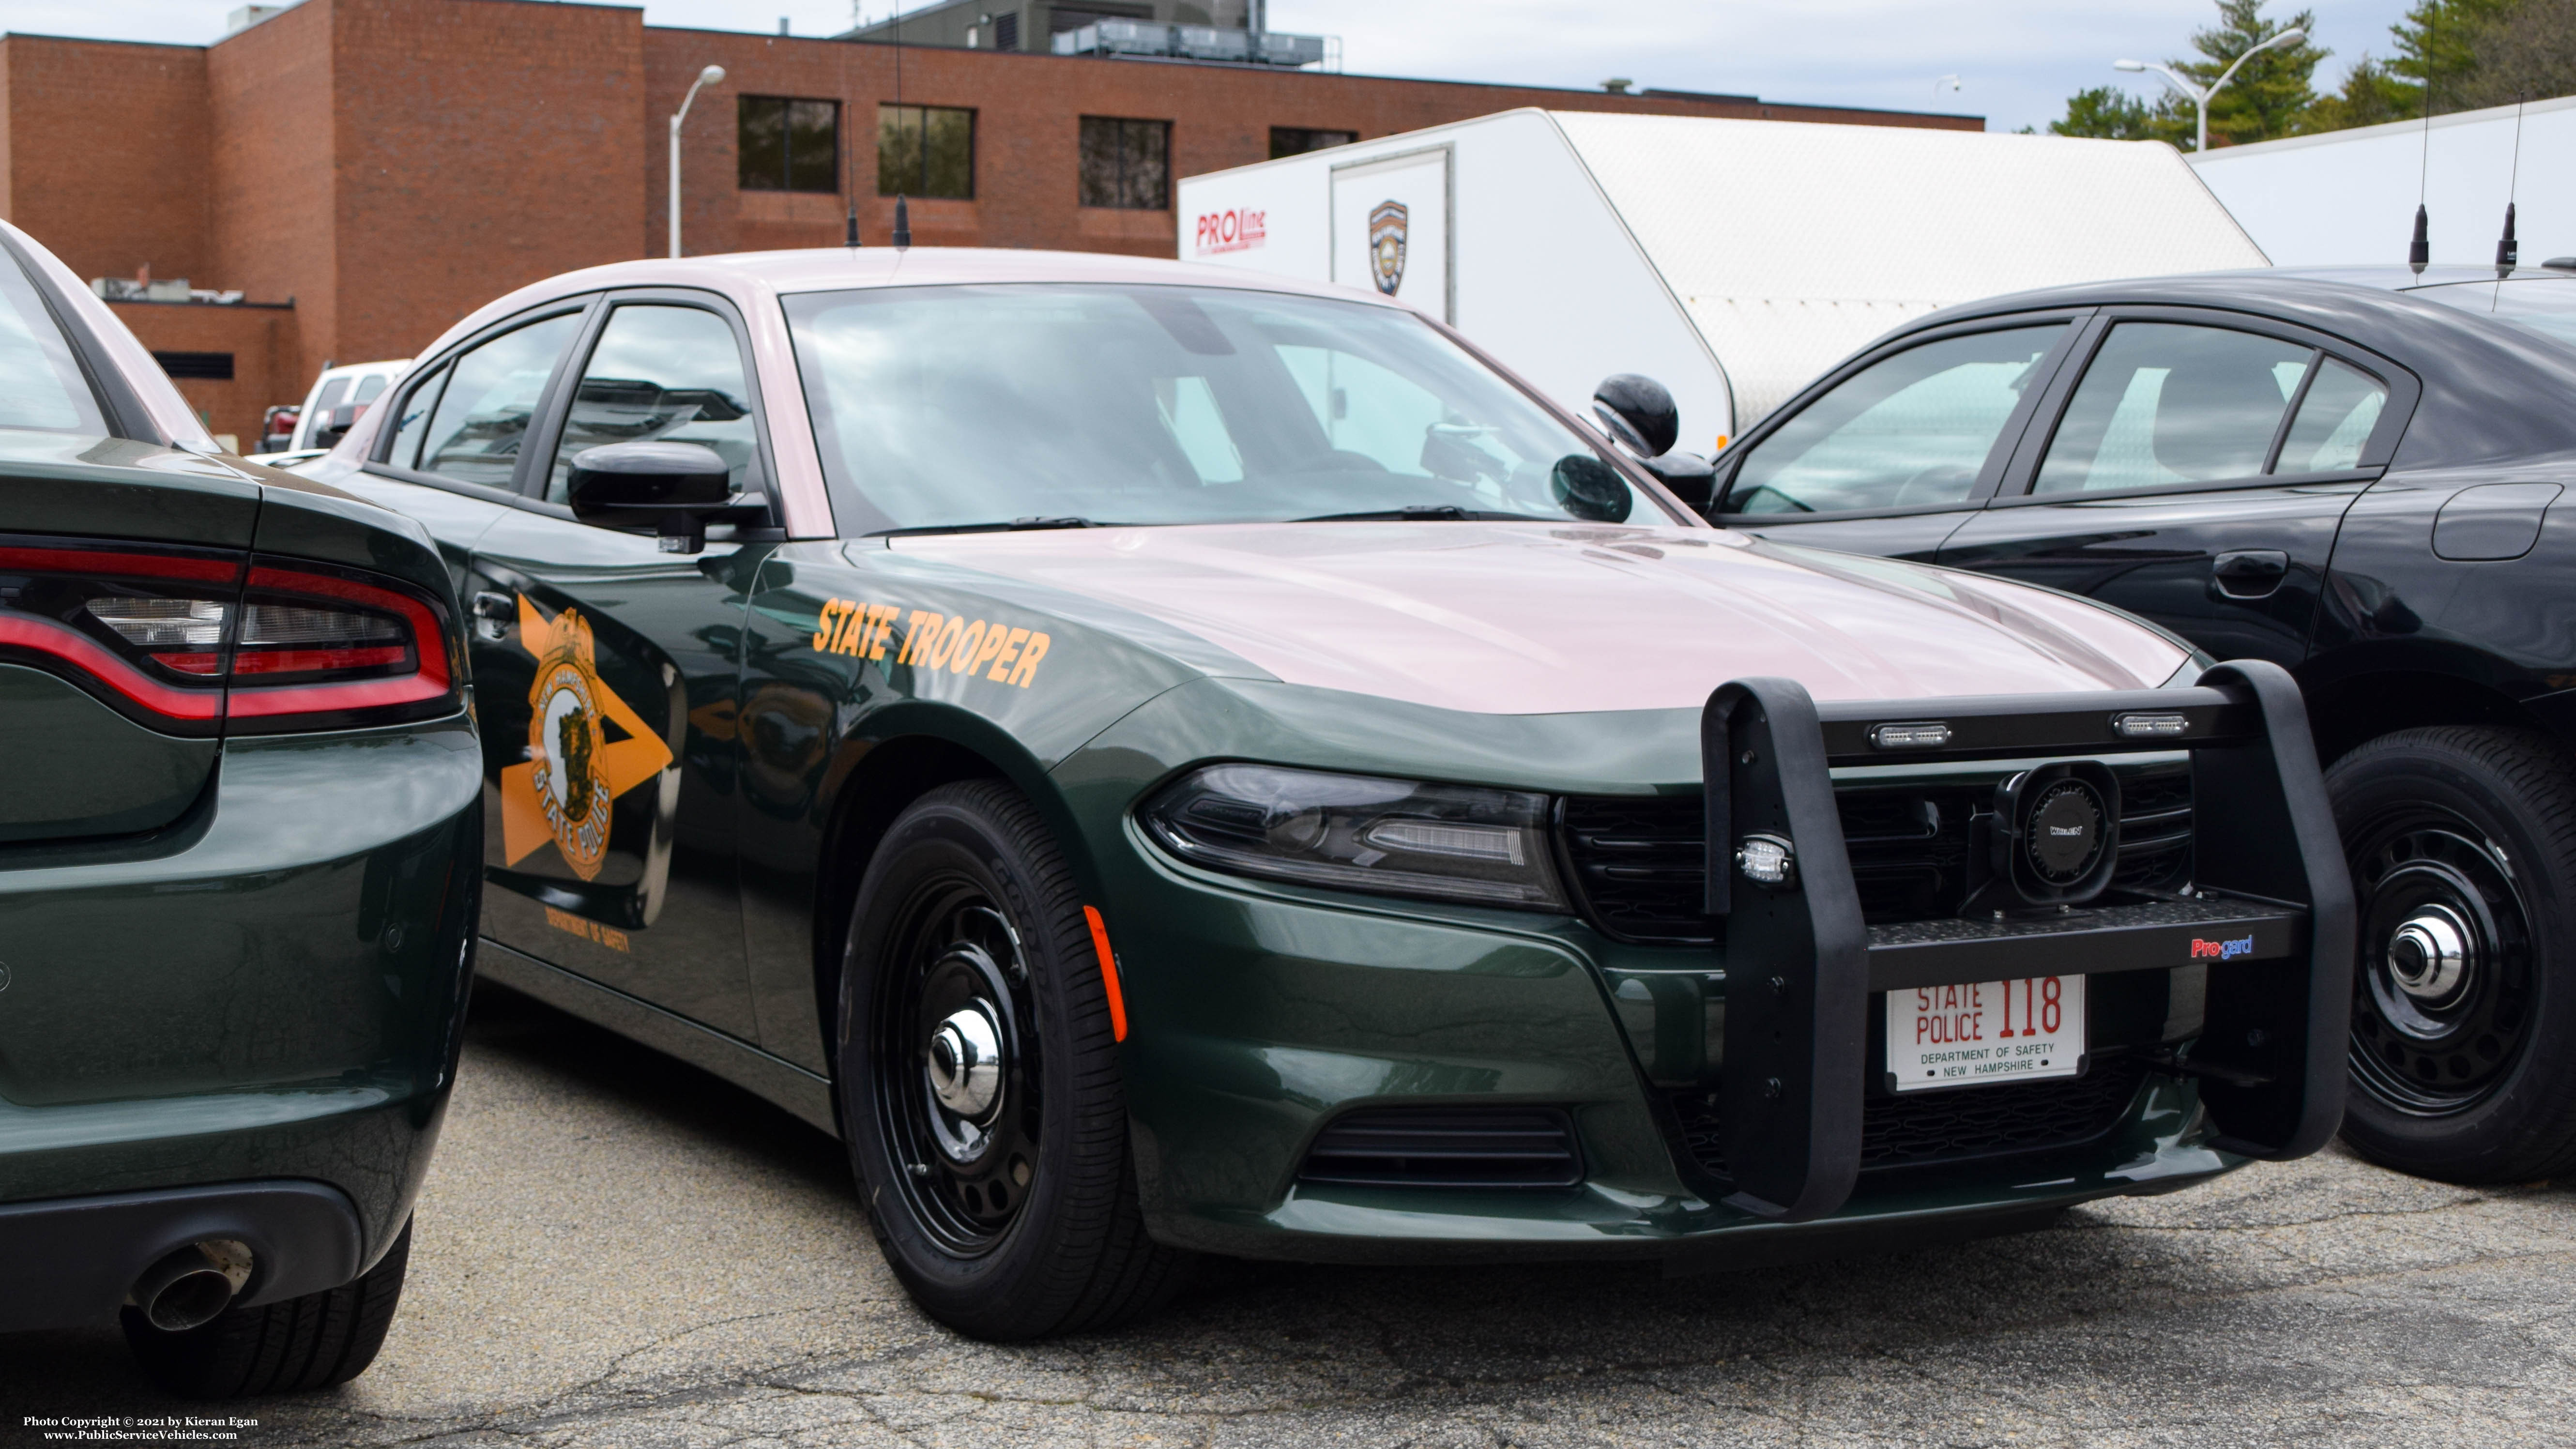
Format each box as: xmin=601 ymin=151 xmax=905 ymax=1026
xmin=1297 ymin=1106 xmax=1583 ymax=1190
xmin=1560 ymin=767 xmax=2193 ymax=943
xmin=1669 ymin=1056 xmax=2155 ymax=1177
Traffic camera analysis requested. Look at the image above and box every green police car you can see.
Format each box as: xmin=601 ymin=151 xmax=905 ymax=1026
xmin=310 ymin=246 xmax=2351 ymax=1340
xmin=0 ymin=223 xmax=480 ymax=1391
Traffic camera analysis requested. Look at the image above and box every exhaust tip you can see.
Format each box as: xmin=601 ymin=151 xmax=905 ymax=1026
xmin=129 ymin=1239 xmax=254 ymax=1333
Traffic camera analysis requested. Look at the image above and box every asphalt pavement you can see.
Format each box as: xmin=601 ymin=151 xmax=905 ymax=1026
xmin=5 ymin=984 xmax=2571 ymax=1448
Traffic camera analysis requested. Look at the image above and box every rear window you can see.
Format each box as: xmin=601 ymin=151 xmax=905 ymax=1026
xmin=0 ymin=250 xmax=107 ymax=436
xmin=2411 ymin=276 xmax=2576 ymax=351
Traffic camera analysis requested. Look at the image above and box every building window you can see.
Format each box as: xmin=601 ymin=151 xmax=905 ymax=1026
xmin=1079 ymin=116 xmax=1170 ymax=210
xmin=1269 ymin=127 xmax=1356 ymax=159
xmin=994 ymin=12 xmax=1018 ymax=49
xmin=879 ymin=104 xmax=976 ymax=199
xmin=152 ymin=351 xmax=235 ymax=381
xmin=739 ymin=96 xmax=841 ymax=193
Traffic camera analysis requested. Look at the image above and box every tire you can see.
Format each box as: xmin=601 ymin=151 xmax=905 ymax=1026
xmin=2328 ymin=726 xmax=2576 ymax=1181
xmin=836 ymin=779 xmax=1190 ymax=1340
xmin=122 ymin=1219 xmax=412 ymax=1398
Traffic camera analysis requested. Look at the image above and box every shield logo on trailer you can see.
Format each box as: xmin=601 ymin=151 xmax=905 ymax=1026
xmin=1368 ymin=200 xmax=1408 ymax=295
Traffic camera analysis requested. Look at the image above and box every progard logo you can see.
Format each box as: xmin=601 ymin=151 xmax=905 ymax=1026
xmin=1194 ymin=208 xmax=1265 ymax=256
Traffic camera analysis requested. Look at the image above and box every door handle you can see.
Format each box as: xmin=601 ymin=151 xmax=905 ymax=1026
xmin=471 ymin=591 xmax=516 ymax=642
xmin=2211 ymin=550 xmax=2290 ymax=600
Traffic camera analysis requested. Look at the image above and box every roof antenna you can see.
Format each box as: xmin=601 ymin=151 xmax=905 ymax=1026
xmin=841 ymin=14 xmax=861 ymax=247
xmin=891 ymin=2 xmax=912 ymax=250
xmin=2410 ymin=14 xmax=2435 ymax=275
xmin=2497 ymin=93 xmax=2527 ymax=280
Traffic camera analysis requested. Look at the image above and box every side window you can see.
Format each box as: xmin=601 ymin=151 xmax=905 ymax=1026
xmin=548 ymin=305 xmax=761 ymax=503
xmin=1725 ymin=325 xmax=2065 ymax=515
xmin=415 ymin=313 xmax=583 ymax=488
xmin=2276 ymin=358 xmax=2389 ymax=474
xmin=2034 ymin=322 xmax=2314 ymax=494
xmin=387 ymin=362 xmax=450 ymax=471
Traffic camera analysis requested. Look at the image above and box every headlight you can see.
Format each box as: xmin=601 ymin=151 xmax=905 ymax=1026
xmin=1138 ymin=764 xmax=1568 ymax=910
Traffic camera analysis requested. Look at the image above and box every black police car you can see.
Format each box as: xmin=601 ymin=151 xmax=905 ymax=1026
xmin=1622 ymin=265 xmax=2576 ymax=1185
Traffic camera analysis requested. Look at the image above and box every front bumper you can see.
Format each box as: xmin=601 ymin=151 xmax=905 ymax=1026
xmin=1073 ymin=665 xmax=2351 ymax=1261
xmin=0 ymin=713 xmax=482 ymax=1322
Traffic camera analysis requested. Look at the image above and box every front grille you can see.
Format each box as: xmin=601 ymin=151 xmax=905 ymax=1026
xmin=1560 ymin=765 xmax=2193 ymax=943
xmin=1296 ymin=1107 xmax=1583 ymax=1189
xmin=1668 ymin=1056 xmax=2154 ymax=1176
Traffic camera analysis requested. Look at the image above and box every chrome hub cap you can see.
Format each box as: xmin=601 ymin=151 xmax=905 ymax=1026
xmin=2385 ymin=905 xmax=2472 ymax=1016
xmin=927 ymin=1004 xmax=1005 ymax=1121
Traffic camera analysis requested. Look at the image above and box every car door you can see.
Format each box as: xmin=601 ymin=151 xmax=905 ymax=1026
xmin=1938 ymin=309 xmax=2416 ymax=671
xmin=431 ymin=292 xmax=777 ymax=1041
xmin=1707 ymin=313 xmax=2089 ymax=560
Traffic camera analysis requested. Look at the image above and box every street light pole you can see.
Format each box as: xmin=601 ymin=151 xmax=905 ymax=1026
xmin=2114 ymin=27 xmax=2303 ymax=153
xmin=669 ymin=64 xmax=727 ymax=259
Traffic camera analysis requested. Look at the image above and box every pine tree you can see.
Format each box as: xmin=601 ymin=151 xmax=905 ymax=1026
xmin=2049 ymin=86 xmax=2182 ymax=141
xmin=2178 ymin=0 xmax=2331 ymax=144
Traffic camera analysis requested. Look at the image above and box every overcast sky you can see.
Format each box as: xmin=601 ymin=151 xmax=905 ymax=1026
xmin=15 ymin=0 xmax=2421 ymax=136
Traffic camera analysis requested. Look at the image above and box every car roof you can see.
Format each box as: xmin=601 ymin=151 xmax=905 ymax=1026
xmin=1893 ymin=267 xmax=2576 ymax=470
xmin=440 ymin=245 xmax=1408 ymax=351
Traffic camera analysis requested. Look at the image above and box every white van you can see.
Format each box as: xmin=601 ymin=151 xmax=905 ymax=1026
xmin=1177 ymin=109 xmax=2268 ymax=453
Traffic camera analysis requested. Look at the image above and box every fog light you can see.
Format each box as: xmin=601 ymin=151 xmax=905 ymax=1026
xmin=1735 ymin=833 xmax=1797 ymax=889
xmin=2113 ymin=711 xmax=2190 ymax=738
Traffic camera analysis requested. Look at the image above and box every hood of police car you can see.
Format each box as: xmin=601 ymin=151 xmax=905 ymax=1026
xmin=890 ymin=521 xmax=2191 ymax=715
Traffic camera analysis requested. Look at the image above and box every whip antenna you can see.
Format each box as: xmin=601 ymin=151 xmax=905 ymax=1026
xmin=893 ymin=2 xmax=911 ymax=250
xmin=2411 ymin=15 xmax=2435 ymax=275
xmin=843 ymin=6 xmax=861 ymax=247
xmin=2498 ymin=94 xmax=2527 ymax=280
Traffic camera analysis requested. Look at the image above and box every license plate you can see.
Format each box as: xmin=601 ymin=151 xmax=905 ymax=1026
xmin=1887 ymin=976 xmax=2086 ymax=1092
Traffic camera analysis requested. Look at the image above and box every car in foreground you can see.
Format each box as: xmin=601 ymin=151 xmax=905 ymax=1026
xmin=0 ymin=221 xmax=480 ymax=1395
xmin=309 ymin=246 xmax=2350 ymax=1339
xmin=1675 ymin=264 xmax=2576 ymax=1185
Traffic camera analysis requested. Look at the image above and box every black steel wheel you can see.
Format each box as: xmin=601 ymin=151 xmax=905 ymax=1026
xmin=2329 ymin=727 xmax=2576 ymax=1181
xmin=835 ymin=780 xmax=1190 ymax=1339
xmin=874 ymin=886 xmax=1041 ymax=1254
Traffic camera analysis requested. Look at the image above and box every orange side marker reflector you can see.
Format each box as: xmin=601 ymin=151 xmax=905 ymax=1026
xmin=1083 ymin=905 xmax=1128 ymax=1042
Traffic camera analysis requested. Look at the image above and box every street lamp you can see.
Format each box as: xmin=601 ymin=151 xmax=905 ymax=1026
xmin=669 ymin=64 xmax=727 ymax=259
xmin=2114 ymin=27 xmax=2303 ymax=154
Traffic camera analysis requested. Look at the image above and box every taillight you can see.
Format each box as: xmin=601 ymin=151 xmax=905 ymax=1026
xmin=0 ymin=540 xmax=240 ymax=734
xmin=224 ymin=563 xmax=458 ymax=732
xmin=0 ymin=536 xmax=460 ymax=735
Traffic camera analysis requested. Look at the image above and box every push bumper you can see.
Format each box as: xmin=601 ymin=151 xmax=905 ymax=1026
xmin=1705 ymin=660 xmax=2353 ymax=1221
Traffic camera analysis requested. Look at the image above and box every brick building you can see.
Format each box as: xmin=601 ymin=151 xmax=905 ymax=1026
xmin=0 ymin=0 xmax=1977 ymax=443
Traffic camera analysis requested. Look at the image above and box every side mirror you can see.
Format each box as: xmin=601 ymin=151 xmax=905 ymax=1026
xmin=1638 ymin=451 xmax=1717 ymax=512
xmin=1591 ymin=374 xmax=1679 ymax=458
xmin=566 ymin=441 xmax=763 ymax=554
xmin=1552 ymin=454 xmax=1633 ymax=524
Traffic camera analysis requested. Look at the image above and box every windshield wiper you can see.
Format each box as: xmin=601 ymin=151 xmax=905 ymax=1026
xmin=1291 ymin=505 xmax=1540 ymax=523
xmin=870 ymin=516 xmax=1105 ymax=538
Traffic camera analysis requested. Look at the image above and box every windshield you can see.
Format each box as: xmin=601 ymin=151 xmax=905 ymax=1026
xmin=2408 ymin=275 xmax=2576 ymax=351
xmin=783 ymin=283 xmax=1664 ymax=532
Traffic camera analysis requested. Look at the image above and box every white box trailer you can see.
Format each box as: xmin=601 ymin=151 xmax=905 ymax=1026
xmin=2189 ymin=94 xmax=2576 ymax=269
xmin=1177 ymin=108 xmax=2269 ymax=448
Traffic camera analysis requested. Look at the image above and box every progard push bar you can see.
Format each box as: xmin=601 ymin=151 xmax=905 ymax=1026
xmin=1700 ymin=659 xmax=2356 ymax=1223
